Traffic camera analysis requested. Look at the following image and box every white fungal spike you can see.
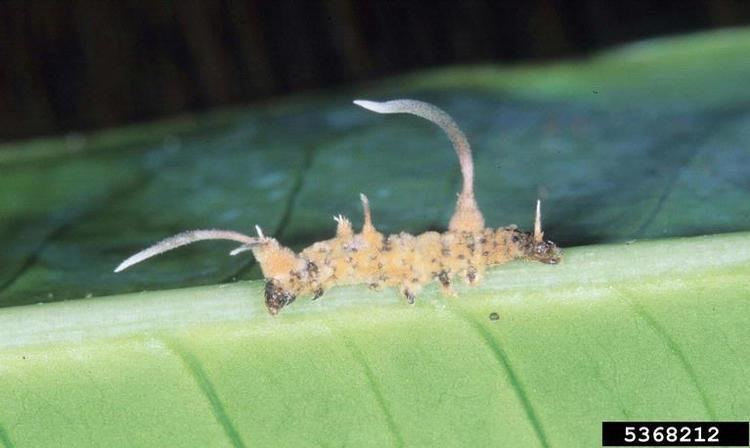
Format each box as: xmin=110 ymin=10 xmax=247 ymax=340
xmin=114 ymin=229 xmax=262 ymax=272
xmin=534 ymin=199 xmax=544 ymax=243
xmin=229 ymin=246 xmax=252 ymax=256
xmin=359 ymin=193 xmax=375 ymax=233
xmin=354 ymin=99 xmax=484 ymax=232
xmin=255 ymin=225 xmax=265 ymax=239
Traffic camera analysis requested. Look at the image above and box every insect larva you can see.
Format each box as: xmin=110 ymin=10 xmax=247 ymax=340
xmin=115 ymin=99 xmax=561 ymax=314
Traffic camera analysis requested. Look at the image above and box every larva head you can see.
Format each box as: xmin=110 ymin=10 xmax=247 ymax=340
xmin=530 ymin=235 xmax=561 ymax=264
xmin=513 ymin=199 xmax=561 ymax=264
xmin=511 ymin=230 xmax=561 ymax=264
xmin=265 ymin=279 xmax=296 ymax=316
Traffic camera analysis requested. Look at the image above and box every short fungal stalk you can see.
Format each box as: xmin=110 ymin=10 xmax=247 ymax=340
xmin=116 ymin=98 xmax=561 ymax=315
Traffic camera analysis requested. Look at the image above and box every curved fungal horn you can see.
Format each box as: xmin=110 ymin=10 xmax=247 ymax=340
xmin=354 ymin=99 xmax=484 ymax=232
xmin=114 ymin=229 xmax=264 ymax=273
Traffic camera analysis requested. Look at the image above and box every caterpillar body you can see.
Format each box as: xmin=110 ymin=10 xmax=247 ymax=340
xmin=115 ymin=99 xmax=561 ymax=315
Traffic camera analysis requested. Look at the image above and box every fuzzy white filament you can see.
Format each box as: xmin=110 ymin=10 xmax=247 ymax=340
xmin=114 ymin=229 xmax=261 ymax=272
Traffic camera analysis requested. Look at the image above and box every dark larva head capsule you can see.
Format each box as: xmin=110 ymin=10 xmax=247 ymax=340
xmin=530 ymin=239 xmax=561 ymax=264
xmin=264 ymin=280 xmax=296 ymax=315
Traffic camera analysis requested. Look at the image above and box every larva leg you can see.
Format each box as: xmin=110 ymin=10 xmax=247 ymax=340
xmin=400 ymin=283 xmax=423 ymax=304
xmin=402 ymin=288 xmax=416 ymax=305
xmin=436 ymin=270 xmax=456 ymax=296
xmin=462 ymin=265 xmax=482 ymax=285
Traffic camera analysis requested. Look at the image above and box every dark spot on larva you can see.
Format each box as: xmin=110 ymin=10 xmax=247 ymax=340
xmin=312 ymin=288 xmax=324 ymax=300
xmin=265 ymin=280 xmax=296 ymax=315
xmin=438 ymin=271 xmax=450 ymax=288
xmin=512 ymin=235 xmax=520 ymax=243
xmin=441 ymin=248 xmax=451 ymax=256
xmin=411 ymin=277 xmax=419 ymax=283
xmin=489 ymin=312 xmax=500 ymax=321
xmin=369 ymin=283 xmax=380 ymax=290
xmin=482 ymin=251 xmax=489 ymax=257
xmin=458 ymin=254 xmax=465 ymax=260
xmin=479 ymin=237 xmax=487 ymax=244
xmin=377 ymin=262 xmax=383 ymax=269
xmin=467 ymin=242 xmax=475 ymax=253
xmin=306 ymin=261 xmax=319 ymax=276
xmin=431 ymin=258 xmax=437 ymax=263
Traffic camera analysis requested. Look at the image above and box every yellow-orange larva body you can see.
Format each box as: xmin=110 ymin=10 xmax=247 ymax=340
xmin=114 ymin=98 xmax=561 ymax=315
xmin=250 ymin=197 xmax=556 ymax=314
xmin=256 ymin=224 xmax=530 ymax=313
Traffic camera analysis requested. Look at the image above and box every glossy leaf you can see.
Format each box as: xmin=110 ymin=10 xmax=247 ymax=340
xmin=0 ymin=29 xmax=749 ymax=447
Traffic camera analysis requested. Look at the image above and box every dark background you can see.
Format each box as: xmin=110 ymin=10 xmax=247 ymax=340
xmin=2 ymin=0 xmax=749 ymax=142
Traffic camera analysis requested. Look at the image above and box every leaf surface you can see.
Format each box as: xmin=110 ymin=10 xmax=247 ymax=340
xmin=0 ymin=29 xmax=749 ymax=447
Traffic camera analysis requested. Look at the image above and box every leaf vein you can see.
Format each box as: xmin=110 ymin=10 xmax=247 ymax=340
xmin=620 ymin=289 xmax=717 ymax=419
xmin=0 ymin=423 xmax=14 ymax=448
xmin=456 ymin=310 xmax=551 ymax=448
xmin=162 ymin=337 xmax=248 ymax=448
xmin=339 ymin=333 xmax=405 ymax=447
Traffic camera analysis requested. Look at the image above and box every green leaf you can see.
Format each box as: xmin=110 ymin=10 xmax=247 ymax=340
xmin=0 ymin=233 xmax=748 ymax=446
xmin=1 ymin=29 xmax=749 ymax=446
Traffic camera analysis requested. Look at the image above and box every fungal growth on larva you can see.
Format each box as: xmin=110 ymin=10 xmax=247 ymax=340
xmin=115 ymin=99 xmax=561 ymax=314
